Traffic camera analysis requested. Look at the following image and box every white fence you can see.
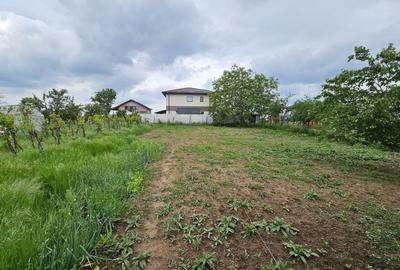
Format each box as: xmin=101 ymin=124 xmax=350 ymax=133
xmin=140 ymin=114 xmax=213 ymax=124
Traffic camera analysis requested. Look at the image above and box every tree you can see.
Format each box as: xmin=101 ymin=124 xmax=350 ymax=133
xmin=89 ymin=88 xmax=117 ymax=116
xmin=20 ymin=89 xmax=80 ymax=121
xmin=320 ymin=43 xmax=400 ymax=148
xmin=210 ymin=65 xmax=279 ymax=125
xmin=289 ymin=97 xmax=321 ymax=124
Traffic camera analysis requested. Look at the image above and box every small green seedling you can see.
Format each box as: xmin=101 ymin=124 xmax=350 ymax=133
xmin=269 ymin=217 xmax=299 ymax=237
xmin=263 ymin=204 xmax=274 ymax=213
xmin=304 ymin=189 xmax=319 ymax=201
xmin=241 ymin=223 xmax=257 ymax=238
xmin=191 ymin=252 xmax=216 ymax=270
xmin=133 ymin=251 xmax=151 ymax=269
xmin=262 ymin=259 xmax=293 ymax=270
xmin=216 ymin=216 xmax=239 ymax=237
xmin=283 ymin=241 xmax=319 ymax=264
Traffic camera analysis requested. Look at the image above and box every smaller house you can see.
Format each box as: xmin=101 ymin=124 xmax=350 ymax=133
xmin=111 ymin=99 xmax=152 ymax=114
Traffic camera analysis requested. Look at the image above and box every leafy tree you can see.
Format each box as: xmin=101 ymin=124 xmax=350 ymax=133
xmin=210 ymin=65 xmax=279 ymax=125
xmin=20 ymin=89 xmax=80 ymax=121
xmin=320 ymin=43 xmax=400 ymax=148
xmin=289 ymin=97 xmax=321 ymax=124
xmin=89 ymin=88 xmax=117 ymax=116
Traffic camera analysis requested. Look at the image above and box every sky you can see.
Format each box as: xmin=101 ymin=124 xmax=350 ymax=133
xmin=0 ymin=0 xmax=399 ymax=111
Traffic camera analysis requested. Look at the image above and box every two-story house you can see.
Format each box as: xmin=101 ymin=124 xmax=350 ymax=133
xmin=162 ymin=87 xmax=212 ymax=114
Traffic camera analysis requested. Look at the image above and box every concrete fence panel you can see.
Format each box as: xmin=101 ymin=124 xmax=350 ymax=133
xmin=140 ymin=113 xmax=213 ymax=124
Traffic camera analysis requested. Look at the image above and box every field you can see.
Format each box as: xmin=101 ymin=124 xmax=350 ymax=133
xmin=1 ymin=124 xmax=400 ymax=269
xmin=106 ymin=125 xmax=400 ymax=269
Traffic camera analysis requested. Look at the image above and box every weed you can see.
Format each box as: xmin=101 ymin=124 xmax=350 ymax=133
xmin=304 ymin=188 xmax=319 ymax=200
xmin=361 ymin=203 xmax=400 ymax=253
xmin=269 ymin=217 xmax=299 ymax=237
xmin=133 ymin=251 xmax=151 ymax=269
xmin=127 ymin=171 xmax=144 ymax=194
xmin=124 ymin=215 xmax=141 ymax=231
xmin=262 ymin=259 xmax=293 ymax=270
xmin=215 ymin=216 xmax=239 ymax=238
xmin=228 ymin=197 xmax=251 ymax=211
xmin=331 ymin=189 xmax=346 ymax=198
xmin=313 ymin=174 xmax=343 ymax=188
xmin=158 ymin=203 xmax=173 ymax=218
xmin=283 ymin=241 xmax=319 ymax=264
xmin=241 ymin=223 xmax=257 ymax=238
xmin=335 ymin=211 xmax=348 ymax=223
xmin=347 ymin=203 xmax=360 ymax=213
xmin=191 ymin=252 xmax=216 ymax=270
xmin=263 ymin=204 xmax=274 ymax=213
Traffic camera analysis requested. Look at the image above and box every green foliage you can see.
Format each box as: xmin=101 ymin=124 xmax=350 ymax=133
xmin=19 ymin=106 xmax=43 ymax=150
xmin=320 ymin=43 xmax=400 ymax=149
xmin=88 ymin=88 xmax=117 ymax=116
xmin=92 ymin=114 xmax=104 ymax=134
xmin=49 ymin=113 xmax=64 ymax=144
xmin=289 ymin=97 xmax=321 ymax=124
xmin=126 ymin=171 xmax=144 ymax=194
xmin=269 ymin=217 xmax=299 ymax=237
xmin=283 ymin=241 xmax=319 ymax=264
xmin=261 ymin=259 xmax=293 ymax=270
xmin=0 ymin=112 xmax=22 ymax=154
xmin=210 ymin=65 xmax=279 ymax=125
xmin=133 ymin=251 xmax=151 ymax=269
xmin=215 ymin=216 xmax=239 ymax=238
xmin=191 ymin=252 xmax=216 ymax=270
xmin=360 ymin=203 xmax=400 ymax=253
xmin=0 ymin=127 xmax=161 ymax=269
xmin=304 ymin=189 xmax=319 ymax=200
xmin=263 ymin=204 xmax=274 ymax=213
xmin=228 ymin=197 xmax=251 ymax=211
xmin=241 ymin=222 xmax=257 ymax=238
xmin=21 ymin=89 xmax=81 ymax=121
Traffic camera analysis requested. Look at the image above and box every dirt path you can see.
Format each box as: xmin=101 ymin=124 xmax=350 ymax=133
xmin=132 ymin=128 xmax=203 ymax=269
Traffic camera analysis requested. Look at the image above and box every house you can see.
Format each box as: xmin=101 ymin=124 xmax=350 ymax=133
xmin=111 ymin=99 xmax=152 ymax=114
xmin=162 ymin=87 xmax=212 ymax=114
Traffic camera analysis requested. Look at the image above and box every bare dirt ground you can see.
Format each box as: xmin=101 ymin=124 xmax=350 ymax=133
xmin=107 ymin=126 xmax=400 ymax=270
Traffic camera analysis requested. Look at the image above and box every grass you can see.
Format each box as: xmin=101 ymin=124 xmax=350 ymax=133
xmin=0 ymin=125 xmax=162 ymax=269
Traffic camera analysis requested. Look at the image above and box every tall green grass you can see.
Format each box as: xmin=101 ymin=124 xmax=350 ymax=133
xmin=0 ymin=125 xmax=162 ymax=269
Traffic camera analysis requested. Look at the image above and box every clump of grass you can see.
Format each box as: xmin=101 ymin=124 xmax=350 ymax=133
xmin=304 ymin=189 xmax=319 ymax=200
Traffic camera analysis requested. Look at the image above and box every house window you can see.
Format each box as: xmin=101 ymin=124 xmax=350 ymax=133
xmin=186 ymin=96 xmax=193 ymax=102
xmin=200 ymin=96 xmax=204 ymax=102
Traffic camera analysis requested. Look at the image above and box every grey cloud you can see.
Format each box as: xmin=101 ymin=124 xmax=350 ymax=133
xmin=0 ymin=0 xmax=399 ymax=108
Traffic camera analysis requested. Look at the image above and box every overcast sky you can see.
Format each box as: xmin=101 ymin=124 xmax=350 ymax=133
xmin=1 ymin=0 xmax=399 ymax=111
